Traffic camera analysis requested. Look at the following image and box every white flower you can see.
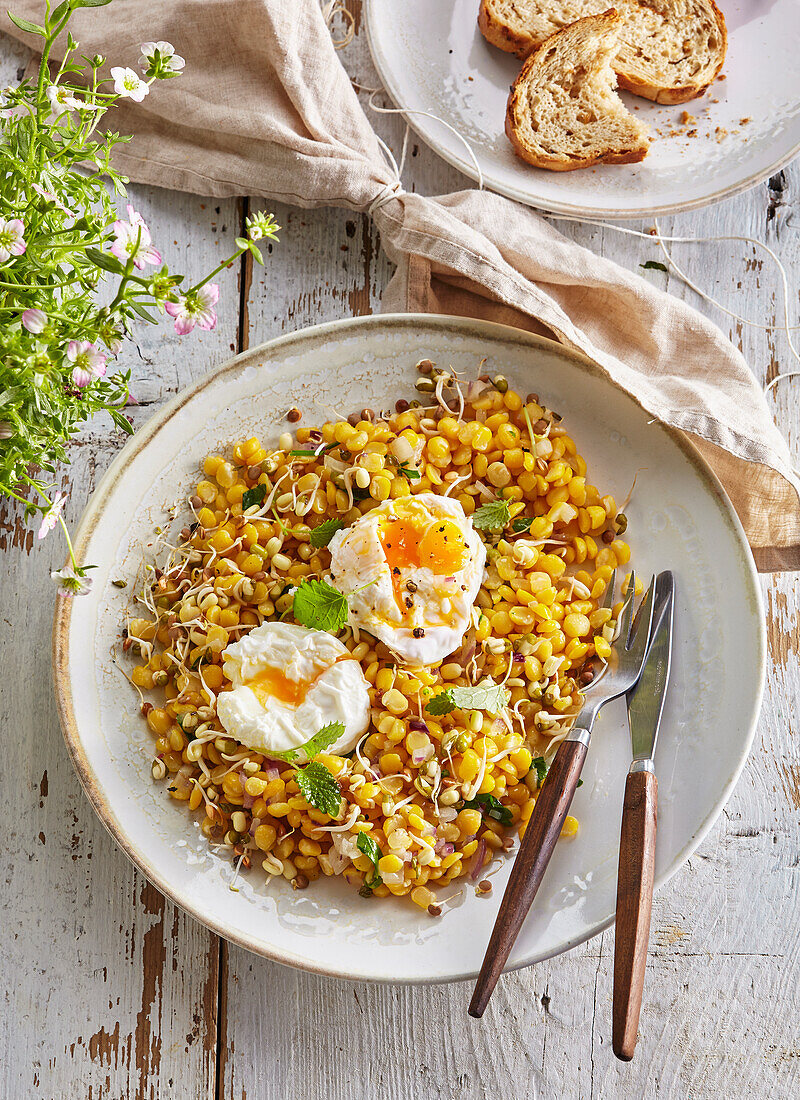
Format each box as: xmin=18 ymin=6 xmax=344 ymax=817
xmin=110 ymin=205 xmax=162 ymax=270
xmin=51 ymin=564 xmax=93 ymax=598
xmin=246 ymin=211 xmax=280 ymax=242
xmin=46 ymin=84 xmax=102 ymax=115
xmin=38 ymin=491 xmax=66 ymax=540
xmin=0 ymin=217 xmax=26 ymax=262
xmin=110 ymin=66 xmax=150 ymax=103
xmin=67 ymin=341 xmax=107 ymax=388
xmin=22 ymin=308 xmax=47 ymax=334
xmin=139 ymin=41 xmax=185 ymax=77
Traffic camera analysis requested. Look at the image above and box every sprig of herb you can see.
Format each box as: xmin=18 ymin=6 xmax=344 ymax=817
xmin=295 ymin=761 xmax=342 ymax=817
xmin=640 ymin=260 xmax=668 ymax=272
xmin=472 ymin=497 xmax=512 ymax=531
xmin=427 ymin=680 xmax=511 ymax=716
xmin=512 ymin=516 xmax=532 ymax=533
xmin=266 ymin=721 xmax=344 ymax=764
xmin=292 ymin=578 xmax=349 ymax=632
xmin=0 ymin=0 xmax=280 ymax=591
xmin=356 ymin=832 xmax=383 ymax=888
xmin=309 ymin=518 xmax=344 ymax=548
xmin=532 ymin=756 xmax=548 ymax=787
xmin=241 ymin=483 xmax=266 ymax=512
xmin=462 ymin=792 xmax=513 ymax=826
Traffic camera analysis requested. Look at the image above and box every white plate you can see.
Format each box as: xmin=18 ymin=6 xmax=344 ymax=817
xmin=364 ymin=0 xmax=800 ymax=218
xmin=53 ymin=315 xmax=765 ymax=983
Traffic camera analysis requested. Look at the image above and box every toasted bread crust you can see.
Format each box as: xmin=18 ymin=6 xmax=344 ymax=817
xmin=481 ymin=0 xmax=728 ymax=104
xmin=478 ymin=1 xmax=536 ymax=58
xmin=505 ymin=10 xmax=649 ymax=171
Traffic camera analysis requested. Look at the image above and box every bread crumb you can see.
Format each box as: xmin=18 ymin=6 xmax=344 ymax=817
xmin=740 ymin=117 xmax=751 ymax=125
xmin=679 ymin=111 xmax=696 ymax=126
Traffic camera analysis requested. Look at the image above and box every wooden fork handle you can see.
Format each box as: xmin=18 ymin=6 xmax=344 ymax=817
xmin=613 ymin=767 xmax=658 ymax=1061
xmin=469 ymin=738 xmax=587 ymax=1018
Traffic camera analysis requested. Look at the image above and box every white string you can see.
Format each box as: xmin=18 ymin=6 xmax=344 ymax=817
xmin=320 ymin=0 xmax=355 ymax=49
xmin=542 ymin=211 xmax=800 ymax=391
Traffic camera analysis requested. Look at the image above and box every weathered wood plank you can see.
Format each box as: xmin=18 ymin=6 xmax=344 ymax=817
xmin=0 ymin=32 xmax=245 ymax=1098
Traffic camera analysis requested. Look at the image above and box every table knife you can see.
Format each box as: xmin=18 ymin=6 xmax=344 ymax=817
xmin=612 ymin=569 xmax=675 ymax=1061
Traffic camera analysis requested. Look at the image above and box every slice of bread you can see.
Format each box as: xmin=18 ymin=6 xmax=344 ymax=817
xmin=479 ymin=0 xmax=727 ymax=105
xmin=505 ymin=9 xmax=650 ymax=171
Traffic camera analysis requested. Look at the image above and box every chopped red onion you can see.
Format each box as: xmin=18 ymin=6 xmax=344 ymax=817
xmin=248 ymin=817 xmax=261 ymax=837
xmin=470 ymin=838 xmax=487 ymax=881
xmin=409 ymin=718 xmax=430 ymax=733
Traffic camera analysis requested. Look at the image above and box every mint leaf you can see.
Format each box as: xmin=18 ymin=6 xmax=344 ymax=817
xmin=512 ymin=516 xmax=532 ymax=533
xmin=640 ymin=260 xmax=668 ymax=272
xmin=533 ymin=756 xmax=548 ymax=787
xmin=295 ymin=761 xmax=342 ymax=817
xmin=242 ymin=483 xmax=266 ymax=511
xmin=357 ymin=831 xmax=383 ymax=888
xmin=292 ymin=578 xmax=348 ymax=633
xmin=472 ymin=498 xmax=511 ymax=531
xmin=399 ymin=464 xmax=421 ymax=480
xmin=267 ymin=721 xmax=344 ymax=764
xmin=427 ymin=680 xmax=511 ymax=716
xmin=463 ymin=792 xmax=513 ymax=826
xmin=310 ymin=518 xmax=344 ymax=548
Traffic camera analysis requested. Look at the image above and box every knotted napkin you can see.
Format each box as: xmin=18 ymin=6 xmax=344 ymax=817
xmin=8 ymin=0 xmax=800 ymax=569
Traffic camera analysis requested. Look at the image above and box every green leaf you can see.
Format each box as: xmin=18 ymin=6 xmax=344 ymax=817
xmin=292 ymin=578 xmax=349 ymax=633
xmin=72 ymin=0 xmax=114 ymax=8
xmin=399 ymin=464 xmax=421 ymax=480
xmin=427 ymin=680 xmax=511 ymax=717
xmin=50 ymin=1 xmax=70 ymax=24
xmin=356 ymin=831 xmax=383 ymax=888
xmin=295 ymin=761 xmax=342 ymax=817
xmin=241 ymin=482 xmax=266 ymax=511
xmin=309 ymin=518 xmax=343 ymax=548
xmin=248 ymin=241 xmax=264 ymax=266
xmin=462 ymin=792 xmax=513 ymax=826
xmin=472 ymin=497 xmax=511 ymax=531
xmin=267 ymin=722 xmax=344 ymax=764
xmin=7 ymin=11 xmax=45 ymax=35
xmin=86 ymin=247 xmax=125 ymax=275
xmin=533 ymin=756 xmax=548 ymax=787
xmin=512 ymin=516 xmax=532 ymax=533
xmin=640 ymin=261 xmax=668 ymax=273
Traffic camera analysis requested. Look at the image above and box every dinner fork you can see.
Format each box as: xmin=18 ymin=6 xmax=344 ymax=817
xmin=469 ymin=570 xmax=656 ymax=1017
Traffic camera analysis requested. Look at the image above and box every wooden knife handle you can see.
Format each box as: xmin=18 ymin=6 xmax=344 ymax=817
xmin=469 ymin=738 xmax=587 ymax=1018
xmin=613 ymin=767 xmax=658 ymax=1061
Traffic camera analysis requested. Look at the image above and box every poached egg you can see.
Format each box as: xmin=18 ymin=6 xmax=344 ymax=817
xmin=216 ymin=621 xmax=370 ymax=759
xmin=327 ymin=492 xmax=486 ymax=666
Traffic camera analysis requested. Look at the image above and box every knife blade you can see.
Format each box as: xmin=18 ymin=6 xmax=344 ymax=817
xmin=626 ymin=570 xmax=675 ymax=764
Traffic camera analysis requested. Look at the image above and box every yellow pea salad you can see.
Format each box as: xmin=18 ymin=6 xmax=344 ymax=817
xmin=122 ymin=362 xmax=632 ymax=915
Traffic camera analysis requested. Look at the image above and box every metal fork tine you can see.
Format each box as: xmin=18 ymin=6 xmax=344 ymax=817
xmin=601 ymin=568 xmax=617 ymax=611
xmin=619 ymin=569 xmax=636 ymax=646
xmin=625 ymin=574 xmax=656 ymax=664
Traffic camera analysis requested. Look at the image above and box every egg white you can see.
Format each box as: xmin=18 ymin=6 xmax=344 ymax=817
xmin=327 ymin=493 xmax=486 ymax=666
xmin=216 ymin=621 xmax=370 ymax=759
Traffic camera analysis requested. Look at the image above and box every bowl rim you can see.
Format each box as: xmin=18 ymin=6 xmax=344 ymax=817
xmin=52 ymin=313 xmax=766 ymax=982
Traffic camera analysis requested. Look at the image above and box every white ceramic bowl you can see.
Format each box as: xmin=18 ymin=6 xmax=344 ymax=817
xmin=364 ymin=0 xmax=800 ymax=218
xmin=53 ymin=315 xmax=765 ymax=983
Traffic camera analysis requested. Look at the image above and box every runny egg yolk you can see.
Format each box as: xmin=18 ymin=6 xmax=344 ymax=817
xmin=379 ymin=513 xmax=468 ymax=612
xmin=246 ymin=654 xmax=353 ymax=708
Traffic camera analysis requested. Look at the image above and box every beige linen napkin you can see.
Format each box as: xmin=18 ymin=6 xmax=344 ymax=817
xmin=8 ymin=0 xmax=799 ymax=569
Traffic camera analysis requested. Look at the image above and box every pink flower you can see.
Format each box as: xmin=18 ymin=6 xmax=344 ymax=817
xmin=110 ymin=66 xmax=149 ymax=102
xmin=51 ymin=563 xmax=93 ymax=598
xmin=0 ymin=217 xmax=26 ymax=262
xmin=67 ymin=341 xmax=107 ymax=388
xmin=22 ymin=308 xmax=46 ymax=334
xmin=31 ymin=183 xmax=74 ymax=217
xmin=110 ymin=205 xmax=161 ymax=270
xmin=165 ymin=283 xmax=219 ymax=335
xmin=38 ymin=491 xmax=66 ymax=540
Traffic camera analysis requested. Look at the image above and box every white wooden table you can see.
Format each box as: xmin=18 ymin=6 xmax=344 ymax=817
xmin=2 ymin=7 xmax=799 ymax=1098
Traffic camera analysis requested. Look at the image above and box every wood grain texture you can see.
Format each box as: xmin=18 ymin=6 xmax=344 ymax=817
xmin=0 ymin=5 xmax=799 ymax=1099
xmin=613 ymin=768 xmax=658 ymax=1061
